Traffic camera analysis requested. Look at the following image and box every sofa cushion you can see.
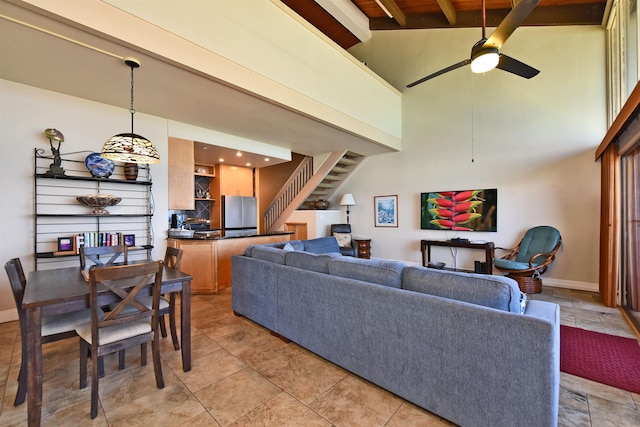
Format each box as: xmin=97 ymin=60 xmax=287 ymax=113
xmin=244 ymin=240 xmax=303 ymax=257
xmin=285 ymin=251 xmax=341 ymax=273
xmin=333 ymin=232 xmax=352 ymax=248
xmin=250 ymin=246 xmax=287 ymax=264
xmin=328 ymin=257 xmax=405 ymax=288
xmin=303 ymin=236 xmax=341 ymax=254
xmin=402 ymin=266 xmax=526 ymax=313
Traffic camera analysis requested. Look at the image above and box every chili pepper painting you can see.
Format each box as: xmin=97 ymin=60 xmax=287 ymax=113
xmin=420 ymin=189 xmax=497 ymax=231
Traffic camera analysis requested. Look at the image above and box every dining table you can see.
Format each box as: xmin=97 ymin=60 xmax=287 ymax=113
xmin=23 ymin=264 xmax=193 ymax=427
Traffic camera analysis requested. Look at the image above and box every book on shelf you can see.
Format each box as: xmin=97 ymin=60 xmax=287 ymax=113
xmin=73 ymin=232 xmax=127 ymax=250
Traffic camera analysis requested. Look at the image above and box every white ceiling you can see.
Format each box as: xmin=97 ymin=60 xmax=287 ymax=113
xmin=0 ymin=0 xmax=395 ymax=168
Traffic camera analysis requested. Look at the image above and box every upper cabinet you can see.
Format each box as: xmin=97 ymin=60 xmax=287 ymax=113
xmin=216 ymin=164 xmax=253 ymax=196
xmin=168 ymin=137 xmax=195 ymax=210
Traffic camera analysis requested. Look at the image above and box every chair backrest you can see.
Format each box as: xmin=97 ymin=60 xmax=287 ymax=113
xmin=330 ymin=223 xmax=352 ymax=234
xmin=514 ymin=226 xmax=562 ymax=264
xmin=164 ymin=247 xmax=183 ymax=270
xmin=88 ymin=261 xmax=163 ymax=334
xmin=80 ymin=245 xmax=128 ymax=269
xmin=5 ymin=258 xmax=26 ymax=327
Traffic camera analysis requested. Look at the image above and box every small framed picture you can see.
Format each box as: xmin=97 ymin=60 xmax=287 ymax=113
xmin=54 ymin=236 xmax=76 ymax=256
xmin=123 ymin=234 xmax=136 ymax=247
xmin=374 ymin=195 xmax=398 ymax=227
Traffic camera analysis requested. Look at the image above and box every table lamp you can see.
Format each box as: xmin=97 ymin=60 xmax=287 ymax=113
xmin=339 ymin=193 xmax=356 ymax=224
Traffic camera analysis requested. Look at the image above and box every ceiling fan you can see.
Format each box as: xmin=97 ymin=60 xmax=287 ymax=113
xmin=407 ymin=0 xmax=541 ymax=88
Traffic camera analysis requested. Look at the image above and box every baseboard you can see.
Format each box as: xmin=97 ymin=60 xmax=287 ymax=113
xmin=377 ymin=257 xmax=600 ymax=292
xmin=542 ymin=278 xmax=598 ymax=292
xmin=0 ymin=308 xmax=18 ymax=324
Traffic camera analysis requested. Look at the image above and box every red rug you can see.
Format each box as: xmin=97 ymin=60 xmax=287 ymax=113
xmin=560 ymin=325 xmax=640 ymax=393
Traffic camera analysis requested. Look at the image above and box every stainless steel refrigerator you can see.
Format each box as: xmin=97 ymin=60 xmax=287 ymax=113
xmin=221 ymin=195 xmax=257 ymax=236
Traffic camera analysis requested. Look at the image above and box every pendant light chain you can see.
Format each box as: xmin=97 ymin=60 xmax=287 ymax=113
xmin=101 ymin=57 xmax=160 ymax=164
xmin=130 ymin=65 xmax=135 ymax=134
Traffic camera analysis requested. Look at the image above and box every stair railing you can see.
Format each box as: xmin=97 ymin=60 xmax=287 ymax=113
xmin=263 ymin=156 xmax=313 ymax=232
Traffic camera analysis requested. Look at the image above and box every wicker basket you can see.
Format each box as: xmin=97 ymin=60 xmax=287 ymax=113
xmin=509 ymin=275 xmax=542 ymax=294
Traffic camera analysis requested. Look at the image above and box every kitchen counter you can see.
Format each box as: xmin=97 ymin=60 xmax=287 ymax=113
xmin=169 ymin=230 xmax=293 ymax=240
xmin=167 ymin=233 xmax=292 ymax=294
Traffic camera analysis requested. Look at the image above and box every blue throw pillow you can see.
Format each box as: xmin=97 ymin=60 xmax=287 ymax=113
xmin=303 ymin=236 xmax=341 ymax=254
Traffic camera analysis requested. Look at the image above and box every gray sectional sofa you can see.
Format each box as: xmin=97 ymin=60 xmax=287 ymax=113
xmin=231 ymin=237 xmax=560 ymax=427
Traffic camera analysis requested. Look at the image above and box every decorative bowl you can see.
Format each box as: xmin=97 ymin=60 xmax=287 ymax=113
xmin=76 ymin=194 xmax=122 ymax=215
xmin=314 ymin=199 xmax=330 ymax=210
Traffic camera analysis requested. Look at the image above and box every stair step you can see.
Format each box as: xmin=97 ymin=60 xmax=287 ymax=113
xmin=337 ymin=157 xmax=357 ymax=166
xmin=323 ymin=175 xmax=342 ymax=181
xmin=331 ymin=166 xmax=350 ymax=174
xmin=317 ymin=182 xmax=334 ymax=188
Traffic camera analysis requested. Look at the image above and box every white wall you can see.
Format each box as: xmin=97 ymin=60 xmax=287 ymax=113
xmin=0 ymin=80 xmax=168 ymax=316
xmin=0 ymin=79 xmax=289 ymax=319
xmin=344 ymin=26 xmax=606 ymax=290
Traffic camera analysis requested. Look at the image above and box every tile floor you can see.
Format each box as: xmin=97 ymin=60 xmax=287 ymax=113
xmin=0 ymin=286 xmax=639 ymax=426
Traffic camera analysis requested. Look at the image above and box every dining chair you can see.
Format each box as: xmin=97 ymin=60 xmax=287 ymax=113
xmin=4 ymin=258 xmax=99 ymax=406
xmin=109 ymin=247 xmax=183 ymax=361
xmin=79 ymin=244 xmax=128 ymax=269
xmin=160 ymin=247 xmax=183 ymax=350
xmin=76 ymin=261 xmax=164 ymax=419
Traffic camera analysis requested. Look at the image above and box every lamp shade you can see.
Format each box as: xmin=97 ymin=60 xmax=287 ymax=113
xmin=340 ymin=193 xmax=356 ymax=206
xmin=101 ymin=133 xmax=160 ymax=164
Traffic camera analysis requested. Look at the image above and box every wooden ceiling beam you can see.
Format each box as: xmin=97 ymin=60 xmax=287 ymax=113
xmin=369 ymin=4 xmax=606 ymax=30
xmin=436 ymin=0 xmax=457 ymax=26
xmin=375 ymin=0 xmax=406 ymax=27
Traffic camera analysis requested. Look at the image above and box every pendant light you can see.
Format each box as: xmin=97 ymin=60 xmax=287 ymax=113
xmin=101 ymin=57 xmax=160 ymax=164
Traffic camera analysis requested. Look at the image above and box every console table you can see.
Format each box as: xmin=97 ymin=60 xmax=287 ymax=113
xmin=420 ymin=239 xmax=495 ymax=274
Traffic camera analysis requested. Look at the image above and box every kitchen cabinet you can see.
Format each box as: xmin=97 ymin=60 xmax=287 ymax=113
xmin=168 ymin=233 xmax=290 ymax=294
xmin=168 ymin=239 xmax=216 ymax=294
xmin=210 ymin=164 xmax=253 ymax=228
xmin=168 ymin=137 xmax=195 ymax=210
xmin=216 ymin=164 xmax=253 ymax=196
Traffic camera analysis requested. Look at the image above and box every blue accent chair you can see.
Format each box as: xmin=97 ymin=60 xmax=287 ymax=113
xmin=493 ymin=225 xmax=562 ymax=294
xmin=330 ymin=224 xmax=357 ymax=257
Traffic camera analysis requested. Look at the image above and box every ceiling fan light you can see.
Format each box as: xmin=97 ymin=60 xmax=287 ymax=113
xmin=471 ymin=48 xmax=499 ymax=73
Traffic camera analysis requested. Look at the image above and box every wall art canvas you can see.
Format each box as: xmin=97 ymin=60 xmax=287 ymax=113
xmin=375 ymin=195 xmax=398 ymax=227
xmin=420 ymin=189 xmax=497 ymax=231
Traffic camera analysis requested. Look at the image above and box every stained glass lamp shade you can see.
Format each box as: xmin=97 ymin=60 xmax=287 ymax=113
xmin=101 ymin=133 xmax=160 ymax=164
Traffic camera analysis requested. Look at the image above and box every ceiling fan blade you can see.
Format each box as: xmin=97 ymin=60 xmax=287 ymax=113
xmin=484 ymin=0 xmax=540 ymax=50
xmin=496 ymin=54 xmax=540 ymax=78
xmin=406 ymin=59 xmax=471 ymax=88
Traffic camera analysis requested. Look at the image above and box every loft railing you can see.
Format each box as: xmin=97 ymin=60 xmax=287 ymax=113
xmin=263 ymin=156 xmax=313 ymax=232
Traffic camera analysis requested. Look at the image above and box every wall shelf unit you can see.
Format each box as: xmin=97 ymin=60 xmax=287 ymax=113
xmin=191 ymin=163 xmax=216 ymax=225
xmin=34 ymin=148 xmax=154 ymax=270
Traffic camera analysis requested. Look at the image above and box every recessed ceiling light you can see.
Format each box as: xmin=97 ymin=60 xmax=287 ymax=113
xmin=201 ymin=146 xmax=209 ymax=150
xmin=264 ymin=158 xmax=270 ymax=162
xmin=246 ymin=162 xmax=251 ymax=166
xmin=236 ymin=151 xmax=242 ymax=157
xmin=219 ymin=158 xmax=224 ymax=162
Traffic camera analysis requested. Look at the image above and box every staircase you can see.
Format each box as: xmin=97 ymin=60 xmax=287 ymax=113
xmin=300 ymin=151 xmax=364 ymax=209
xmin=264 ymin=150 xmax=364 ymax=232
